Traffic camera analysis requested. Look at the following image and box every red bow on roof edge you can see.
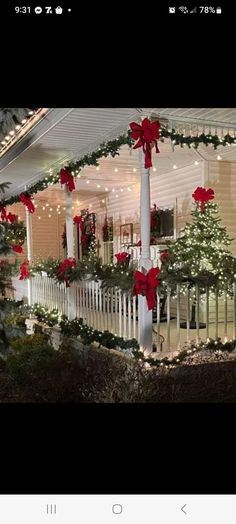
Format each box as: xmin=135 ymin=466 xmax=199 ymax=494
xmin=129 ymin=118 xmax=160 ymax=169
xmin=19 ymin=193 xmax=35 ymax=213
xmin=60 ymin=168 xmax=75 ymax=192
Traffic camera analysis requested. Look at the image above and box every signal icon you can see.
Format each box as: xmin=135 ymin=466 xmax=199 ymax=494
xmin=179 ymin=6 xmax=188 ymax=13
xmin=190 ymin=6 xmax=197 ymax=13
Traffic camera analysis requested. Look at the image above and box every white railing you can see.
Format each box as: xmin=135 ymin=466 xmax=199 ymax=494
xmin=11 ymin=276 xmax=236 ymax=354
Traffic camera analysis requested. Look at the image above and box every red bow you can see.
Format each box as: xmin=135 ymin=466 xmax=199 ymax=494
xmin=133 ymin=267 xmax=160 ymax=310
xmin=12 ymin=244 xmax=24 ymax=253
xmin=115 ymin=252 xmax=130 ymax=263
xmin=58 ymin=257 xmax=76 ymax=287
xmin=81 ymin=235 xmax=89 ymax=244
xmin=192 ymin=187 xmax=215 ymax=211
xmin=19 ymin=260 xmax=30 ymax=280
xmin=73 ymin=215 xmax=82 ymax=226
xmin=19 ymin=193 xmax=35 ymax=213
xmin=0 ymin=205 xmax=7 ymax=221
xmin=6 ymin=212 xmax=18 ymax=223
xmin=60 ymin=168 xmax=75 ymax=192
xmin=129 ymin=118 xmax=160 ymax=169
xmin=160 ymin=250 xmax=169 ymax=261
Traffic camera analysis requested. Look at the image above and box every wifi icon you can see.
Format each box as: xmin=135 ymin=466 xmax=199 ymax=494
xmin=179 ymin=6 xmax=188 ymax=13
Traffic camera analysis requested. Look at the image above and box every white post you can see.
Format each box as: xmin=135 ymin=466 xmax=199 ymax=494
xmin=64 ymin=185 xmax=74 ymax=258
xmin=64 ymin=186 xmax=75 ymax=319
xmin=138 ymin=149 xmax=153 ymax=354
xmin=25 ymin=186 xmax=33 ymax=306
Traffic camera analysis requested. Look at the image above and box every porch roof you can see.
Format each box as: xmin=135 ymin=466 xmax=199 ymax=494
xmin=1 ymin=107 xmax=236 ymax=202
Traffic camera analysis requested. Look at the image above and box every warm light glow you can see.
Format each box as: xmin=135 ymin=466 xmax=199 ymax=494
xmin=105 ymin=187 xmax=108 ymax=191
xmin=112 ymin=188 xmax=115 ymax=192
xmin=217 ymin=155 xmax=222 ymax=160
xmin=115 ymin=194 xmax=119 ymax=198
xmin=21 ymin=119 xmax=27 ymax=124
xmin=173 ymin=164 xmax=177 ymax=169
xmin=38 ymin=216 xmax=41 ymax=220
xmin=46 ymin=203 xmax=49 ymax=207
xmin=5 ymin=136 xmax=10 ymax=141
xmin=15 ymin=125 xmax=21 ymax=130
xmin=102 ymin=199 xmax=105 ymax=203
xmin=133 ymin=168 xmax=137 ymax=172
xmin=194 ymin=161 xmax=199 ymax=165
xmin=114 ymin=168 xmax=118 ymax=172
xmin=50 ymin=208 xmax=53 ymax=211
xmin=42 ymin=206 xmax=45 ymax=211
xmin=96 ymin=167 xmax=100 ymax=171
xmin=86 ymin=180 xmax=90 ymax=184
xmin=28 ymin=110 xmax=34 ymax=115
xmin=120 ymin=188 xmax=123 ymax=192
xmin=1 ymin=141 xmax=6 ymax=145
xmin=48 ymin=214 xmax=51 ymax=218
xmin=97 ymin=184 xmax=101 ymax=188
xmin=9 ymin=130 xmax=15 ymax=136
xmin=153 ymin=167 xmax=157 ymax=172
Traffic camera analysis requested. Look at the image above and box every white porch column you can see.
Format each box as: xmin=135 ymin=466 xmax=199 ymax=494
xmin=138 ymin=149 xmax=153 ymax=354
xmin=25 ymin=186 xmax=33 ymax=306
xmin=64 ymin=185 xmax=74 ymax=258
xmin=64 ymin=186 xmax=75 ymax=320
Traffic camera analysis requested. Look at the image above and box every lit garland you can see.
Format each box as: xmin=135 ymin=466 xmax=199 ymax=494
xmin=133 ymin=338 xmax=236 ymax=368
xmin=1 ymin=124 xmax=236 ymax=207
xmin=29 ymin=304 xmax=139 ymax=352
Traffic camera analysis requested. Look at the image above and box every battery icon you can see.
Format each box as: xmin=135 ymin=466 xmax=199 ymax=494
xmin=216 ymin=7 xmax=222 ymax=13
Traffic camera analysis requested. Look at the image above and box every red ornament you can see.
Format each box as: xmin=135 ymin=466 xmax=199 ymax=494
xmin=60 ymin=168 xmax=75 ymax=192
xmin=73 ymin=215 xmax=82 ymax=227
xmin=19 ymin=193 xmax=35 ymax=213
xmin=12 ymin=245 xmax=24 ymax=253
xmin=19 ymin=260 xmax=30 ymax=280
xmin=133 ymin=267 xmax=160 ymax=310
xmin=192 ymin=187 xmax=215 ymax=212
xmin=115 ymin=252 xmax=130 ymax=263
xmin=129 ymin=118 xmax=160 ymax=169
xmin=6 ymin=212 xmax=18 ymax=223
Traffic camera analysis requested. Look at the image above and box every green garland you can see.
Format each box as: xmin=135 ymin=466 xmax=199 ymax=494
xmin=133 ymin=337 xmax=236 ymax=368
xmin=2 ymin=125 xmax=235 ymax=207
xmin=30 ymin=256 xmax=135 ymax=293
xmin=29 ymin=304 xmax=139 ymax=352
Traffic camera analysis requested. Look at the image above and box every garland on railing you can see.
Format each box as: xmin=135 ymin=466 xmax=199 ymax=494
xmin=28 ymin=304 xmax=139 ymax=352
xmin=2 ymin=122 xmax=236 ymax=208
xmin=27 ymin=304 xmax=236 ymax=367
xmin=30 ymin=256 xmax=136 ymax=292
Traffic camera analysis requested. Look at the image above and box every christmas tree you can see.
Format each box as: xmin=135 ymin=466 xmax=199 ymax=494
xmin=0 ymin=183 xmax=27 ymax=350
xmin=159 ymin=187 xmax=236 ymax=324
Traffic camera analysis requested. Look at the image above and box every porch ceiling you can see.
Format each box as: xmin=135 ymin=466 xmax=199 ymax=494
xmin=1 ymin=107 xmax=236 ymax=202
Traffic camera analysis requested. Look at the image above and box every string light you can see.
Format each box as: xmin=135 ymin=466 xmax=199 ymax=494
xmin=105 ymin=187 xmax=108 ymax=191
xmin=133 ymin=168 xmax=137 ymax=172
xmin=153 ymin=167 xmax=157 ymax=172
xmin=114 ymin=168 xmax=118 ymax=172
xmin=217 ymin=155 xmax=222 ymax=160
xmin=194 ymin=161 xmax=199 ymax=165
xmin=86 ymin=180 xmax=90 ymax=184
xmin=96 ymin=167 xmax=100 ymax=171
xmin=173 ymin=164 xmax=177 ymax=169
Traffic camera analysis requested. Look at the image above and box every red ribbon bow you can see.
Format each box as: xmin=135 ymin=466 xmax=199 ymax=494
xmin=160 ymin=250 xmax=169 ymax=261
xmin=133 ymin=267 xmax=160 ymax=310
xmin=115 ymin=252 xmax=130 ymax=263
xmin=12 ymin=244 xmax=24 ymax=253
xmin=60 ymin=168 xmax=75 ymax=192
xmin=192 ymin=187 xmax=215 ymax=211
xmin=19 ymin=193 xmax=35 ymax=213
xmin=0 ymin=205 xmax=7 ymax=221
xmin=6 ymin=212 xmax=18 ymax=223
xmin=19 ymin=260 xmax=30 ymax=280
xmin=58 ymin=257 xmax=76 ymax=287
xmin=129 ymin=118 xmax=160 ymax=169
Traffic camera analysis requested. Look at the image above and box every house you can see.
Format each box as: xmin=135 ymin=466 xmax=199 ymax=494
xmin=1 ymin=107 xmax=236 ymax=354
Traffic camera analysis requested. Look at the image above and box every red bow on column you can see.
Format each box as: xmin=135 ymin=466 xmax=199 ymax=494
xmin=129 ymin=118 xmax=160 ymax=169
xmin=19 ymin=193 xmax=35 ymax=213
xmin=60 ymin=168 xmax=75 ymax=192
xmin=19 ymin=260 xmax=30 ymax=280
xmin=192 ymin=187 xmax=215 ymax=211
xmin=133 ymin=267 xmax=160 ymax=310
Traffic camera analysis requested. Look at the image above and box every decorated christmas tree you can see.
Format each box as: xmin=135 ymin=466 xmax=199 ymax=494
xmin=159 ymin=187 xmax=236 ymax=326
xmin=0 ymin=183 xmax=27 ymax=349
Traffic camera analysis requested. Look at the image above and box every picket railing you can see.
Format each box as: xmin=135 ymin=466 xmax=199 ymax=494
xmin=11 ymin=276 xmax=236 ymax=353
